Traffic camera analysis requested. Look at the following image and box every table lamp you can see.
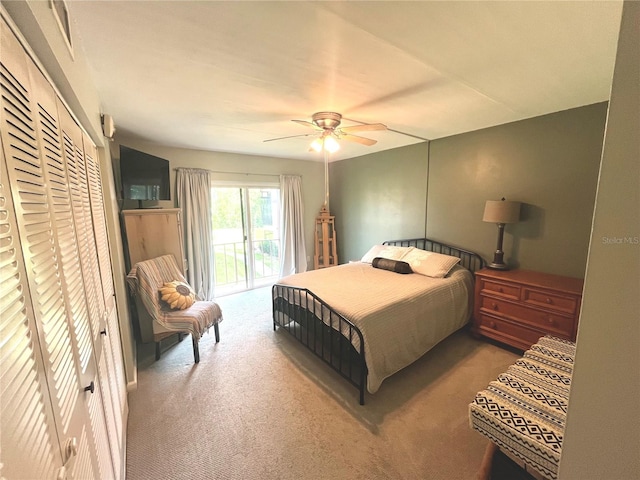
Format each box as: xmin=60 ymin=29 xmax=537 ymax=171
xmin=483 ymin=198 xmax=521 ymax=270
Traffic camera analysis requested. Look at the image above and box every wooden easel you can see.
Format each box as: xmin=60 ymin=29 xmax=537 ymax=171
xmin=314 ymin=205 xmax=338 ymax=269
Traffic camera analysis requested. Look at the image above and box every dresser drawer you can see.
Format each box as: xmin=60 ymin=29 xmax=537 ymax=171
xmin=481 ymin=279 xmax=520 ymax=300
xmin=479 ymin=296 xmax=575 ymax=337
xmin=523 ymin=288 xmax=578 ymax=315
xmin=476 ymin=313 xmax=544 ymax=350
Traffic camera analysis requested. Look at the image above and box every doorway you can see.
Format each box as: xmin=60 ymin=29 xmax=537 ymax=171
xmin=211 ymin=186 xmax=281 ymax=295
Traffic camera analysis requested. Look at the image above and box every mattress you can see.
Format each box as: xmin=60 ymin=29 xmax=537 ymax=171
xmin=275 ymin=262 xmax=474 ymax=393
xmin=468 ymin=335 xmax=576 ymax=480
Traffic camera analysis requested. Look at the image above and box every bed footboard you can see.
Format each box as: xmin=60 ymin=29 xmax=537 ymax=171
xmin=272 ymin=284 xmax=367 ymax=405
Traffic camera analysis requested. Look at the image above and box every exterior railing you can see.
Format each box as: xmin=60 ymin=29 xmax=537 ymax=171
xmin=213 ymin=239 xmax=280 ymax=287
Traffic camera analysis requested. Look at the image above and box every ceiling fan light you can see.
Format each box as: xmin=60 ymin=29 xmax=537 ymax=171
xmin=324 ymin=136 xmax=340 ymax=153
xmin=310 ymin=138 xmax=323 ymax=152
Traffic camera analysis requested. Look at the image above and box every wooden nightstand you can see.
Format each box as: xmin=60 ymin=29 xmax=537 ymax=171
xmin=472 ymin=268 xmax=584 ymax=351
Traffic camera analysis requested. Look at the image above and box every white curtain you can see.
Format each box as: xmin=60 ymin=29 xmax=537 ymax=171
xmin=176 ymin=168 xmax=216 ymax=300
xmin=279 ymin=175 xmax=307 ymax=277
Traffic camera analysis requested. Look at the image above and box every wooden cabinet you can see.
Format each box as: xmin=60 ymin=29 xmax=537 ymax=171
xmin=121 ymin=209 xmax=185 ymax=343
xmin=472 ymin=268 xmax=583 ymax=351
xmin=122 ymin=208 xmax=186 ymax=273
xmin=1 ymin=17 xmax=126 ymax=479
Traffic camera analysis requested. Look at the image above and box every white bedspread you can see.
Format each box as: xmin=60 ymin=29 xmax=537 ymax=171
xmin=275 ymin=262 xmax=474 ymax=394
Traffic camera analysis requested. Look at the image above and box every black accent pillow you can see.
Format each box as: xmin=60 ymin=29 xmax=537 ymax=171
xmin=372 ymin=257 xmax=413 ymax=274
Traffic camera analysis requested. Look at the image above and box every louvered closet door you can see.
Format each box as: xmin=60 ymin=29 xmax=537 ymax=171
xmin=0 ymin=18 xmax=105 ymax=480
xmin=61 ymin=102 xmax=124 ymax=477
xmin=57 ymin=101 xmax=116 ymax=480
xmin=27 ymin=56 xmax=103 ymax=480
xmin=0 ymin=147 xmax=62 ymax=480
xmin=84 ymin=135 xmax=126 ymax=471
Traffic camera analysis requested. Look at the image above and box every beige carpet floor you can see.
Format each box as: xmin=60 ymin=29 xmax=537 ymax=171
xmin=126 ymin=286 xmax=519 ymax=480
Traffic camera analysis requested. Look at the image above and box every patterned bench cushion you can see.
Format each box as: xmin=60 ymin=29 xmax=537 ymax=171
xmin=469 ymin=336 xmax=576 ymax=479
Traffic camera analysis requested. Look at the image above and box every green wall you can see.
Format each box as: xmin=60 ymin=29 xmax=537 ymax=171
xmin=331 ymin=103 xmax=607 ymax=278
xmin=330 ymin=142 xmax=430 ymax=263
xmin=429 ymin=102 xmax=607 ymax=278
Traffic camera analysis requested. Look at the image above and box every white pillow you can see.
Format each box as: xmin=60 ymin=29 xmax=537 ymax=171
xmin=401 ymin=249 xmax=460 ymax=278
xmin=360 ymin=245 xmax=413 ymax=263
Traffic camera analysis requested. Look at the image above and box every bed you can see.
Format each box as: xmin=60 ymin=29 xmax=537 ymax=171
xmin=272 ymin=238 xmax=485 ymax=404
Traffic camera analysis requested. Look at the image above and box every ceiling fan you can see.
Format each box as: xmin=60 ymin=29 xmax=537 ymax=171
xmin=264 ymin=112 xmax=387 ymax=152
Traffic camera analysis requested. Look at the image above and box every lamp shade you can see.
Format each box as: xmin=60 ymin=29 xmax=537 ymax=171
xmin=310 ymin=135 xmax=340 ymax=154
xmin=483 ymin=199 xmax=521 ymax=224
xmin=310 ymin=138 xmax=323 ymax=152
xmin=323 ymin=135 xmax=340 ymax=153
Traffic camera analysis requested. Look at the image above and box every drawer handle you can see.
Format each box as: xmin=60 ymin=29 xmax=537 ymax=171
xmin=489 ymin=320 xmax=496 ymax=329
xmin=498 ymin=287 xmax=503 ymax=293
xmin=546 ymin=298 xmax=553 ymax=304
xmin=546 ymin=316 xmax=555 ymax=325
xmin=491 ymin=302 xmax=499 ymax=310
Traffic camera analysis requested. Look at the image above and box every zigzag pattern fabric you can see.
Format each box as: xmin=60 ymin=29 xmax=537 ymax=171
xmin=127 ymin=254 xmax=222 ymax=339
xmin=469 ymin=336 xmax=575 ymax=479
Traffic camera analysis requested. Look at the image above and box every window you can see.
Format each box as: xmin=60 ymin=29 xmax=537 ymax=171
xmin=211 ymin=186 xmax=281 ymax=295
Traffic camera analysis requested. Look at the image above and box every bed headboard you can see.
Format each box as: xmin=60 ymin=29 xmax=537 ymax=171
xmin=383 ymin=237 xmax=485 ymax=273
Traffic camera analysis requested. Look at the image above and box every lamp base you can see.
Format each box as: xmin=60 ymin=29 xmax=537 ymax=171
xmin=487 ymin=249 xmax=509 ymax=270
xmin=486 ymin=262 xmax=510 ymax=270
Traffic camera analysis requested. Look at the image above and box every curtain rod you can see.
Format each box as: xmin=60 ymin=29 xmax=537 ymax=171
xmin=173 ymin=168 xmax=285 ymax=177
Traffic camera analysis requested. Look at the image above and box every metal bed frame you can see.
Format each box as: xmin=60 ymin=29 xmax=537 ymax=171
xmin=272 ymin=238 xmax=485 ymax=405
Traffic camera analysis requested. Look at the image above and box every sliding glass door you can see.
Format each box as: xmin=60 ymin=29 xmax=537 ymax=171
xmin=211 ymin=186 xmax=281 ymax=295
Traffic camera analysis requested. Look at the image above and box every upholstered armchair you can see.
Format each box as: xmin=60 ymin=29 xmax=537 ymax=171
xmin=127 ymin=254 xmax=222 ymax=363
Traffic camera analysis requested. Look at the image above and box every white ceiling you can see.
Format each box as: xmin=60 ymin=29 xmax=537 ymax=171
xmin=67 ymin=1 xmax=623 ymax=162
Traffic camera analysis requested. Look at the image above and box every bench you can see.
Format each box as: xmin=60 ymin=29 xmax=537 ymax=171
xmin=469 ymin=335 xmax=576 ymax=480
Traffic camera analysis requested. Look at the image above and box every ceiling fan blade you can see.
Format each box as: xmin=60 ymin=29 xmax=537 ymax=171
xmin=340 ymin=123 xmax=387 ymax=133
xmin=292 ymin=119 xmax=323 ymax=130
xmin=263 ymin=133 xmax=317 ymax=143
xmin=340 ymin=133 xmax=377 ymax=146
